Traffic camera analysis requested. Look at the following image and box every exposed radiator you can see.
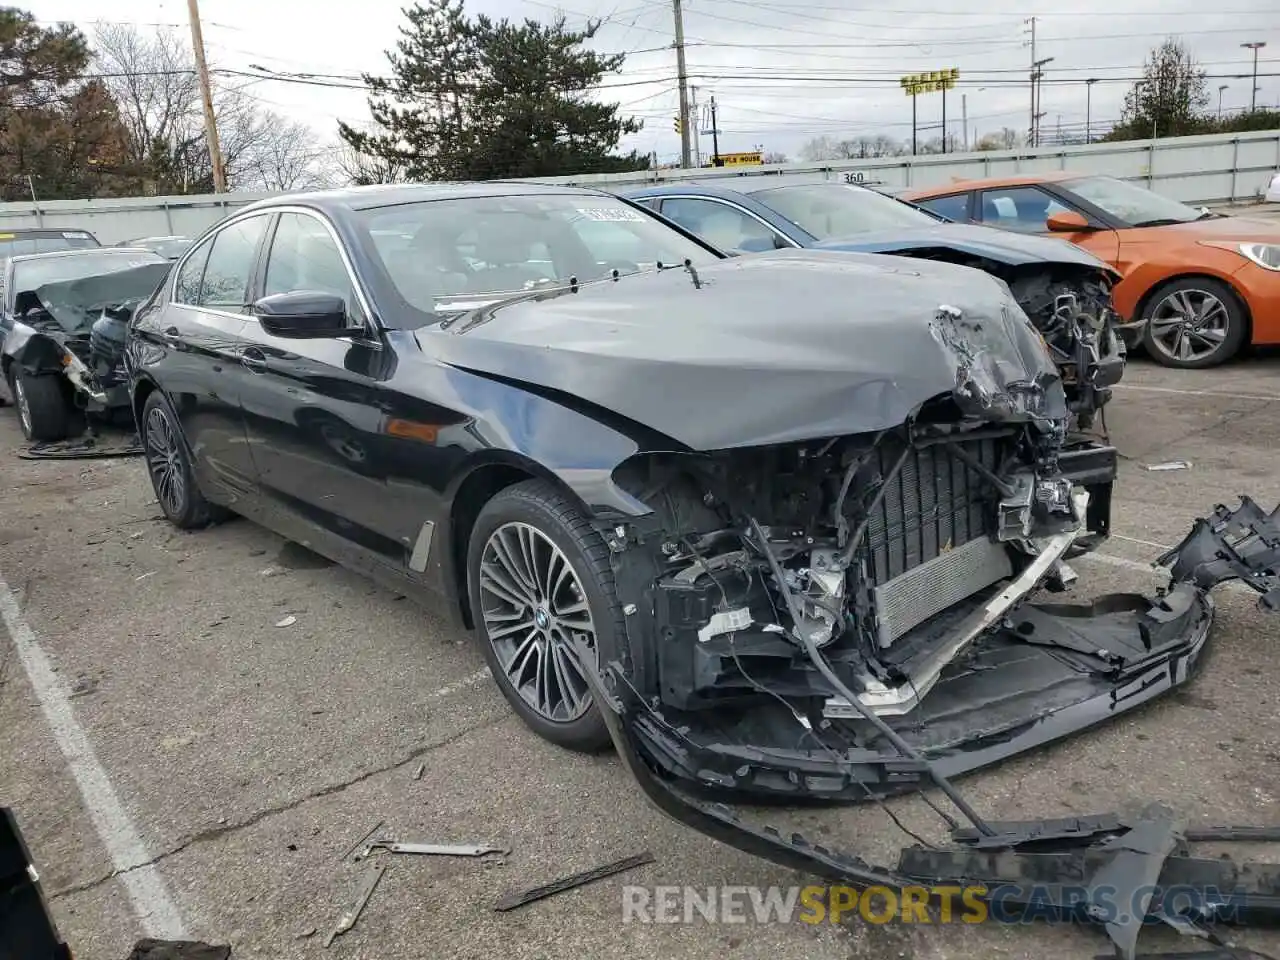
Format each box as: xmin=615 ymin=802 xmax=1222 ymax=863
xmin=872 ymin=536 xmax=1012 ymax=647
xmin=856 ymin=434 xmax=1012 ymax=648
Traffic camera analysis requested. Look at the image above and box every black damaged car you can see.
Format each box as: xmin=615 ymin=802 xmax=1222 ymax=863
xmin=125 ymin=184 xmax=1280 ymax=957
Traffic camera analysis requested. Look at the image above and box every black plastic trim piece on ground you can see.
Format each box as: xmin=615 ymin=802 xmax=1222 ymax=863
xmin=575 ymin=652 xmax=1280 ymax=960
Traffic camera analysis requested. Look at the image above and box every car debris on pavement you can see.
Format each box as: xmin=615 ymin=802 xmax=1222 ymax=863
xmin=324 ymin=862 xmax=386 ymax=948
xmin=493 ymin=851 xmax=657 ymax=912
xmin=356 ymin=840 xmax=509 ymax=859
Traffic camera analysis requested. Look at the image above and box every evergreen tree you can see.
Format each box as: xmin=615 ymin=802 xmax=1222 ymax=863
xmin=0 ymin=8 xmax=134 ymax=200
xmin=338 ymin=0 xmax=646 ymax=181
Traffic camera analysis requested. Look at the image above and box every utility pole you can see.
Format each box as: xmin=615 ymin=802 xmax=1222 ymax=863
xmin=709 ymin=95 xmax=721 ymax=166
xmin=1025 ymin=16 xmax=1036 ymax=146
xmin=961 ymin=93 xmax=968 ymax=151
xmin=689 ymin=85 xmax=702 ymax=167
xmin=1241 ymin=41 xmax=1265 ymax=112
xmin=672 ymin=0 xmax=692 ymax=168
xmin=1218 ymin=84 xmax=1228 ymax=119
xmin=1031 ymin=57 xmax=1053 ymax=147
xmin=1085 ymin=78 xmax=1097 ymax=143
xmin=186 ymin=0 xmax=226 ymax=192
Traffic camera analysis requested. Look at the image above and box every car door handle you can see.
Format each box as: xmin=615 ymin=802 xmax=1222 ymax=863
xmin=241 ymin=347 xmax=267 ymax=373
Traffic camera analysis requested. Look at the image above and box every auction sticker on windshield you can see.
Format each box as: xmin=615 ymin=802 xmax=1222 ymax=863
xmin=575 ymin=206 xmax=646 ymax=222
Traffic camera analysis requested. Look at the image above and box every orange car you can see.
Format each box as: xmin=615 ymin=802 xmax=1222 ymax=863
xmin=901 ymin=173 xmax=1280 ymax=368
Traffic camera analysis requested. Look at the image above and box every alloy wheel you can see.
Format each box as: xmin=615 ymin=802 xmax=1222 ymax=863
xmin=1148 ymin=288 xmax=1230 ymax=363
xmin=478 ymin=521 xmax=596 ymax=723
xmin=145 ymin=405 xmax=187 ymax=516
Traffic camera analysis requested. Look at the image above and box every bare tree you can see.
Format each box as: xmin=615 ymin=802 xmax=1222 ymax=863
xmin=331 ymin=136 xmax=412 ymax=185
xmin=761 ymin=150 xmax=789 ymax=165
xmin=92 ymin=23 xmax=327 ymax=193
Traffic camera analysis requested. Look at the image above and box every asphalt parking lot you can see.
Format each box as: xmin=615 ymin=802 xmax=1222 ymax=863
xmin=2 ymin=353 xmax=1279 ymax=960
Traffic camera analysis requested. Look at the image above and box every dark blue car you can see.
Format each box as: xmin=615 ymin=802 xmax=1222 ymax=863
xmin=627 ymin=180 xmax=1130 ymax=423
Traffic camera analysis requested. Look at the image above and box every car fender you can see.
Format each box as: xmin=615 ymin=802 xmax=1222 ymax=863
xmin=2 ymin=322 xmax=67 ymax=376
xmin=1114 ymin=247 xmax=1249 ymax=322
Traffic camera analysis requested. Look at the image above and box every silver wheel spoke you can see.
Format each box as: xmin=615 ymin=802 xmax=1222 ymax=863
xmin=479 ymin=521 xmax=597 ymax=724
xmin=144 ymin=407 xmax=186 ymax=514
xmin=480 ymin=560 xmax=530 ymax=609
xmin=1152 ymin=289 xmax=1230 ymax=361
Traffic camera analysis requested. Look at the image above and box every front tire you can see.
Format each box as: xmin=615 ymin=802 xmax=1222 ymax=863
xmin=140 ymin=391 xmax=229 ymax=529
xmin=466 ymin=479 xmax=625 ymax=753
xmin=1141 ymin=277 xmax=1247 ymax=368
xmin=9 ymin=369 xmax=70 ymax=442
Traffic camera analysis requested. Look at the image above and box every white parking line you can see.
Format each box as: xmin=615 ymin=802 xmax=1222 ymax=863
xmin=1111 ymin=533 xmax=1173 ymax=550
xmin=1114 ymin=384 xmax=1280 ymax=403
xmin=0 ymin=575 xmax=188 ymax=939
xmin=1077 ymin=552 xmax=1159 ymax=575
xmin=1078 ymin=551 xmax=1252 ymax=596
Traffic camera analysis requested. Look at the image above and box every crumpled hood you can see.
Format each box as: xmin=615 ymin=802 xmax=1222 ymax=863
xmin=32 ymin=262 xmax=171 ymax=336
xmin=813 ymin=223 xmax=1120 ymax=276
xmin=424 ymin=249 xmax=1068 ymax=451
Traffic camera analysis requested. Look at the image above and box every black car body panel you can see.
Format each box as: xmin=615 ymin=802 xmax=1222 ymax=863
xmin=810 ymin=222 xmax=1116 ymax=271
xmin=124 ymin=185 xmax=1277 ymax=957
xmin=430 ymin=249 xmax=1066 ymax=451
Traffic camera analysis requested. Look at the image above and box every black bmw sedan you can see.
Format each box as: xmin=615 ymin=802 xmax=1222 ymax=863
xmin=125 ymin=182 xmax=1266 ymax=811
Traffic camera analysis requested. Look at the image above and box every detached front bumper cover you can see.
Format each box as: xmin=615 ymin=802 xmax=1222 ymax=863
xmin=578 ymin=497 xmax=1280 ymax=960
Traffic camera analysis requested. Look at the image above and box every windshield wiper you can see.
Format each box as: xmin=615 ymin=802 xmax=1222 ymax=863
xmin=1197 ymin=210 xmax=1228 ymax=220
xmin=1130 ymin=217 xmax=1193 ymax=228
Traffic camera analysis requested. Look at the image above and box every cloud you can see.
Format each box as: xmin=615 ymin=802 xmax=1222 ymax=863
xmin=36 ymin=0 xmax=1279 ymax=163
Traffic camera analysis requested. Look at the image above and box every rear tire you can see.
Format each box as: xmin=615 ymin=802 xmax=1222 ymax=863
xmin=466 ymin=479 xmax=626 ymax=753
xmin=1141 ymin=277 xmax=1247 ymax=368
xmin=140 ymin=391 xmax=230 ymax=529
xmin=9 ymin=369 xmax=70 ymax=442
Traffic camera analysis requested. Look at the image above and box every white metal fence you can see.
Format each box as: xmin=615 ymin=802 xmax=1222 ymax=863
xmin=2 ymin=129 xmax=1277 ymax=245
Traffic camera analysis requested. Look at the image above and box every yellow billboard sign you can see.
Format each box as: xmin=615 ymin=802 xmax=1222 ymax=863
xmin=715 ymin=151 xmax=763 ymax=167
xmin=900 ymin=68 xmax=960 ymax=96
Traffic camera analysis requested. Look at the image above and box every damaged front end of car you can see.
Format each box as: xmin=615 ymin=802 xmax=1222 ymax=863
xmin=572 ymin=308 xmax=1280 ymax=958
xmin=2 ymin=262 xmax=170 ymax=415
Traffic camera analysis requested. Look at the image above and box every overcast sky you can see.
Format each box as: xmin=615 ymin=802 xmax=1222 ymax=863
xmin=31 ymin=0 xmax=1280 ymax=162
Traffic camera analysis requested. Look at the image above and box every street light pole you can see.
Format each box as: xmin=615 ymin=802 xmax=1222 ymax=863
xmin=1241 ymin=41 xmax=1265 ymax=112
xmin=1218 ymin=84 xmax=1229 ymax=120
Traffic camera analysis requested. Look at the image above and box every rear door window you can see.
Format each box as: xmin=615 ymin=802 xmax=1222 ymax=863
xmin=196 ymin=216 xmax=270 ymax=312
xmin=916 ymin=194 xmax=971 ymax=222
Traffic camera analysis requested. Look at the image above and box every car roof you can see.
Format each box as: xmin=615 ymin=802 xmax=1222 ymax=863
xmin=902 ymin=172 xmax=1084 ymax=198
xmin=234 ymin=181 xmax=620 ymax=216
xmin=0 ymin=227 xmax=98 ymax=237
xmin=627 ymin=182 xmax=759 ymax=200
xmin=630 ymin=179 xmax=872 ymax=199
xmin=7 ymin=247 xmax=157 ymax=265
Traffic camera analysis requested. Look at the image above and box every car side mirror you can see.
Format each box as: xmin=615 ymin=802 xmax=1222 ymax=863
xmin=738 ymin=235 xmax=788 ymax=254
xmin=1046 ymin=210 xmax=1092 ymax=233
xmin=252 ymin=291 xmax=361 ymax=338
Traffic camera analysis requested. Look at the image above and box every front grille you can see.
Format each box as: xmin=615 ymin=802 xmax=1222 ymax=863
xmin=857 ymin=434 xmax=1011 ymax=647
